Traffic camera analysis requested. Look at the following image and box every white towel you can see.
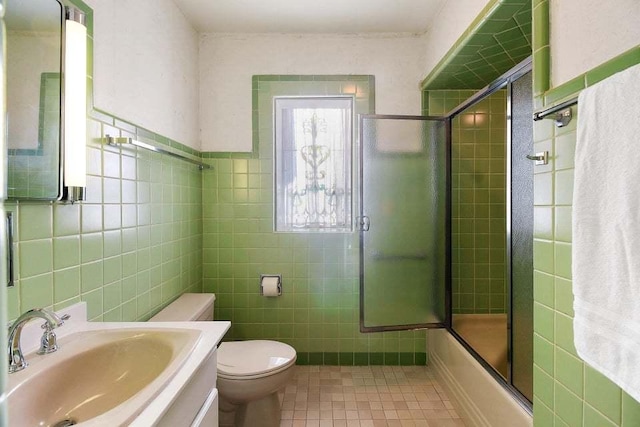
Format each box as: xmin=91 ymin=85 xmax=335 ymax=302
xmin=573 ymin=62 xmax=640 ymax=402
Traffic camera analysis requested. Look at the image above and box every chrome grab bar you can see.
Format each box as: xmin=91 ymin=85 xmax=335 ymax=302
xmin=104 ymin=135 xmax=212 ymax=170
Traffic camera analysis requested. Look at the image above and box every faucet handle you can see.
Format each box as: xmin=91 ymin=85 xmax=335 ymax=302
xmin=38 ymin=328 xmax=59 ymax=354
xmin=40 ymin=313 xmax=70 ymax=329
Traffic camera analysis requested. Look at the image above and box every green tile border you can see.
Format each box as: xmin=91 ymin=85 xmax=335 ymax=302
xmin=90 ymin=108 xmax=203 ymax=161
xmin=533 ymin=45 xmax=550 ymax=96
xmin=532 ymin=0 xmax=550 ymax=96
xmin=584 ymin=47 xmax=640 ymax=86
xmin=541 ymin=46 xmax=640 ymax=108
xmin=543 ymin=75 xmax=584 ymax=106
xmin=534 ymin=0 xmax=640 ymax=106
xmin=294 ymin=352 xmax=427 ymax=366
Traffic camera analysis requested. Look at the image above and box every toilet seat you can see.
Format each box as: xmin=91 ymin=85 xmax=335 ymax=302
xmin=217 ymin=340 xmax=296 ymax=380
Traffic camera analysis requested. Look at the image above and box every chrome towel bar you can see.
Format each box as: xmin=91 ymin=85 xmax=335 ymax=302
xmin=104 ymin=135 xmax=211 ymax=170
xmin=532 ymin=96 xmax=578 ymax=127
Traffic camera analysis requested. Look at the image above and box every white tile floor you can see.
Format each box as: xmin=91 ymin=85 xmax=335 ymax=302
xmin=279 ymin=366 xmax=465 ymax=427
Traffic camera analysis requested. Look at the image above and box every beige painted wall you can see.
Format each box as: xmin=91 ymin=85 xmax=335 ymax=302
xmin=82 ymin=0 xmax=496 ymax=152
xmin=198 ymin=33 xmax=427 ymax=152
xmin=550 ymin=0 xmax=640 ymax=87
xmin=85 ymin=0 xmax=200 ymax=149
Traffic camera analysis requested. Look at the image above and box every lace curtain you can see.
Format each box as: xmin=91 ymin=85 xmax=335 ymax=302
xmin=275 ymin=97 xmax=352 ymax=232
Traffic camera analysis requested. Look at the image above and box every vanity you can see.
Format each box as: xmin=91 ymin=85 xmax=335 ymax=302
xmin=6 ymin=303 xmax=230 ymax=426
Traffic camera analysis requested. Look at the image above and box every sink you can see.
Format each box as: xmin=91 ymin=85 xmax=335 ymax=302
xmin=7 ymin=328 xmax=201 ymax=426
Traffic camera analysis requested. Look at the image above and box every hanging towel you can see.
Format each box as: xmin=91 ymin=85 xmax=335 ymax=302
xmin=573 ymin=62 xmax=640 ymax=402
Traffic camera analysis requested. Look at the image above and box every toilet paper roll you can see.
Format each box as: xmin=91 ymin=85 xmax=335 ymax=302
xmin=261 ymin=276 xmax=281 ymax=297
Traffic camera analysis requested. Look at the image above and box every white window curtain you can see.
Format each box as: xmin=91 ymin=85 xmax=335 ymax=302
xmin=274 ymin=97 xmax=353 ymax=232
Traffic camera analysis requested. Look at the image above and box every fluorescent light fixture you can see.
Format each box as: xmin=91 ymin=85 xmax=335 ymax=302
xmin=63 ymin=9 xmax=87 ymax=197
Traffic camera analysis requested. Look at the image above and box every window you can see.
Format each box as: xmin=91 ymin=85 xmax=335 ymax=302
xmin=274 ymin=97 xmax=353 ymax=232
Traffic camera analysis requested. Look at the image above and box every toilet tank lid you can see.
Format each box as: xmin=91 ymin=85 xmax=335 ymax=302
xmin=149 ymin=293 xmax=215 ymax=322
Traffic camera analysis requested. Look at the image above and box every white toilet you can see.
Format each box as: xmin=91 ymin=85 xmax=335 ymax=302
xmin=150 ymin=293 xmax=297 ymax=427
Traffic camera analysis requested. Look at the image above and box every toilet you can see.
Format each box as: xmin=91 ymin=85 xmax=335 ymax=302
xmin=150 ymin=293 xmax=297 ymax=427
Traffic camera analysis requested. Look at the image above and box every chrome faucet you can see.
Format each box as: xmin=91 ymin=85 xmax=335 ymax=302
xmin=7 ymin=308 xmax=69 ymax=374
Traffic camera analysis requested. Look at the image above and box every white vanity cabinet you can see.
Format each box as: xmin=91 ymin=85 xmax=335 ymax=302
xmin=191 ymin=388 xmax=219 ymax=426
xmin=158 ymin=348 xmax=219 ymax=427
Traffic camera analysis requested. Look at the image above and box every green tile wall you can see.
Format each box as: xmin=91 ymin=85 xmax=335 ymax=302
xmin=425 ymin=89 xmax=507 ymax=314
xmin=201 ymin=75 xmax=427 ymax=365
xmin=6 ymin=117 xmax=204 ymax=321
xmin=532 ymin=27 xmax=640 ymax=427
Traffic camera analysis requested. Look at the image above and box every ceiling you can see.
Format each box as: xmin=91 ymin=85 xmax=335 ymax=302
xmin=172 ymin=0 xmax=447 ymax=34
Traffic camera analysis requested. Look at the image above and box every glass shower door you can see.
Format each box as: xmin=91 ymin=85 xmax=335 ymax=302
xmin=510 ymin=70 xmax=534 ymax=402
xmin=359 ymin=115 xmax=448 ymax=331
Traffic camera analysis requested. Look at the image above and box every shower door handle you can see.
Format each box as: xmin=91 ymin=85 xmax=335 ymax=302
xmin=526 ymin=151 xmax=548 ymax=165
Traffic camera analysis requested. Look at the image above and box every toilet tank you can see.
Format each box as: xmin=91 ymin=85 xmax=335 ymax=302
xmin=149 ymin=293 xmax=215 ymax=321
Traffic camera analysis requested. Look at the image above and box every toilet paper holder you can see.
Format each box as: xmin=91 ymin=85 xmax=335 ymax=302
xmin=260 ymin=274 xmax=282 ymax=296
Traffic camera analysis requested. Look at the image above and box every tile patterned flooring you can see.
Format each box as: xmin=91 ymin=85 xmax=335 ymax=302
xmin=279 ymin=366 xmax=465 ymax=427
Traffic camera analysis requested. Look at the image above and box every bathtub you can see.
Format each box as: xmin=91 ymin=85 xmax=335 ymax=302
xmin=452 ymin=314 xmax=508 ymax=377
xmin=428 ymin=327 xmax=532 ymax=427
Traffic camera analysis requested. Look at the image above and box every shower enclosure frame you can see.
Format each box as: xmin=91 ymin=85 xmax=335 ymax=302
xmin=445 ymin=57 xmax=533 ymax=413
xmin=356 ymin=57 xmax=533 ymax=413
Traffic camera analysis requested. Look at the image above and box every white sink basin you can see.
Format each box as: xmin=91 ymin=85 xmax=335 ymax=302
xmin=7 ymin=328 xmax=200 ymax=426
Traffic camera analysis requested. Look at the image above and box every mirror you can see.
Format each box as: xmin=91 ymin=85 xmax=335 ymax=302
xmin=6 ymin=0 xmax=63 ymax=200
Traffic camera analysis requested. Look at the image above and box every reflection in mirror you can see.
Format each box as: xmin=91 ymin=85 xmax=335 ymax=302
xmin=6 ymin=0 xmax=63 ymax=199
